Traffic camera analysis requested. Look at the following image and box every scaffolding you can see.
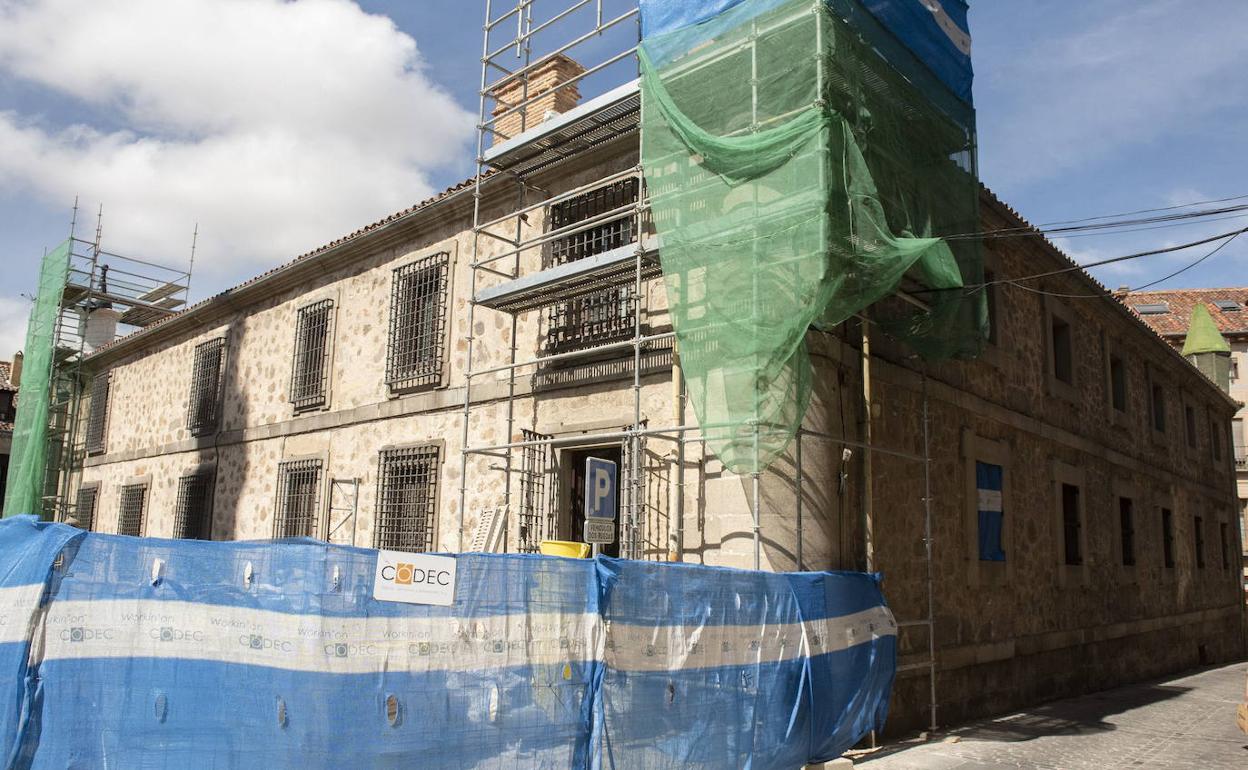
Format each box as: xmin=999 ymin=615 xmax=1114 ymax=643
xmin=38 ymin=208 xmax=191 ymax=522
xmin=459 ymin=0 xmax=962 ymax=731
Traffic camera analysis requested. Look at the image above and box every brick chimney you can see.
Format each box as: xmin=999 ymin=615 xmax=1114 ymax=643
xmin=490 ymin=54 xmax=587 ymax=145
xmin=9 ymin=351 xmax=21 ymax=387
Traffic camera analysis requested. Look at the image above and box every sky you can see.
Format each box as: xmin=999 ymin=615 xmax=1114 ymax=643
xmin=0 ymin=0 xmax=1246 ymax=360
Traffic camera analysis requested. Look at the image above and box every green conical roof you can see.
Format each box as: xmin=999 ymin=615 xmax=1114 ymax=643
xmin=1182 ymin=302 xmax=1231 ymax=355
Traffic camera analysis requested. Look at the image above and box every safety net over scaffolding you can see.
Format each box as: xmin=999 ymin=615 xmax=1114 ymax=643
xmin=640 ymin=0 xmax=985 ymax=473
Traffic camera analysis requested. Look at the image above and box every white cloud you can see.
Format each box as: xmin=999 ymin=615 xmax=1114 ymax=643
xmin=0 ymin=296 xmax=31 ymax=362
xmin=0 ymin=0 xmax=475 ymax=286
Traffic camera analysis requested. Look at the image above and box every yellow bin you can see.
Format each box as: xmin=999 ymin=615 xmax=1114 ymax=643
xmin=539 ymin=540 xmax=591 ymax=558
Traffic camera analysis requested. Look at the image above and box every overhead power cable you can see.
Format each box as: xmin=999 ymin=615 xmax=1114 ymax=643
xmin=1001 ymin=227 xmax=1246 ymax=300
xmin=945 ymin=201 xmax=1248 ymax=242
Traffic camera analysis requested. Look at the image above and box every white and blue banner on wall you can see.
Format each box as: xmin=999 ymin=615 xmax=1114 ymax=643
xmin=0 ymin=516 xmax=896 ymax=768
xmin=976 ymin=461 xmax=1005 ymax=562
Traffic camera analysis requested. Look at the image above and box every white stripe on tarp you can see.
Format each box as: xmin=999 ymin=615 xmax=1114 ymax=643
xmin=977 ymin=489 xmax=1003 ymax=513
xmin=30 ymin=598 xmax=893 ymax=676
xmin=919 ymin=0 xmax=972 ymax=56
xmin=605 ymin=606 xmax=896 ymax=673
xmin=0 ymin=583 xmax=48 ymax=645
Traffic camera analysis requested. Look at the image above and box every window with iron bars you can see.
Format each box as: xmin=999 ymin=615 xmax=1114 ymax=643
xmin=187 ymin=338 xmax=226 ymax=436
xmin=375 ymin=445 xmax=440 ymax=552
xmin=517 ymin=430 xmax=555 ymax=553
xmin=117 ymin=483 xmax=147 ymax=537
xmin=173 ymin=472 xmax=214 ymax=540
xmin=72 ymin=485 xmax=98 ymax=531
xmin=275 ymin=459 xmax=323 ymax=539
xmin=290 ymin=299 xmax=334 ymax=410
xmin=85 ymin=372 xmax=110 ymax=455
xmin=543 ymin=179 xmax=639 ymax=356
xmin=386 ymin=254 xmax=449 ymax=391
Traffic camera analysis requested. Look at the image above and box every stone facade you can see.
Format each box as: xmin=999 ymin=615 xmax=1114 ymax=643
xmin=1126 ymin=288 xmax=1248 ymax=598
xmin=75 ymin=136 xmax=1245 ymax=734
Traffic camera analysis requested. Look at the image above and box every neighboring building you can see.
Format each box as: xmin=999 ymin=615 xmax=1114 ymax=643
xmin=0 ymin=355 xmax=18 ymax=504
xmin=67 ymin=104 xmax=1246 ymax=732
xmin=1126 ymin=288 xmax=1248 ymax=593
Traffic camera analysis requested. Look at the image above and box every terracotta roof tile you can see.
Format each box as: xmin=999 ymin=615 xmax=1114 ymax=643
xmin=1123 ymin=288 xmax=1248 ymax=338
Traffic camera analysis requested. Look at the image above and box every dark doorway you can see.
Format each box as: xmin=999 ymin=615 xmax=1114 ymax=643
xmin=565 ymin=445 xmax=622 ymax=558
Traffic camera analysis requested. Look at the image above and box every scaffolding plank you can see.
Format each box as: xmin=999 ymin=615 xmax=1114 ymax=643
xmin=483 ymin=79 xmax=640 ymax=176
xmin=137 ymin=281 xmax=187 ymax=303
xmin=474 ymin=237 xmax=660 ymax=314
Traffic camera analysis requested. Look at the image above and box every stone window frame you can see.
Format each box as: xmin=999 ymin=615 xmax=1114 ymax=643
xmin=373 ymin=440 xmax=445 ymax=553
xmin=1156 ymin=491 xmax=1177 ymax=585
xmin=289 ymin=288 xmax=341 ymax=414
xmin=1111 ymin=477 xmax=1141 ymax=582
xmin=84 ymin=370 xmax=111 ymax=456
xmin=1145 ymin=365 xmax=1168 ymax=444
xmin=117 ymin=475 xmax=152 ymax=537
xmin=273 ymin=452 xmax=329 ymax=540
xmin=1178 ymin=391 xmax=1200 ymax=454
xmin=385 ymin=242 xmax=458 ymax=397
xmin=1101 ymin=335 xmax=1130 ymax=428
xmin=186 ymin=336 xmax=228 ymax=437
xmin=173 ymin=462 xmax=216 ymax=541
xmin=961 ymin=428 xmax=1011 ymax=587
xmin=70 ymin=480 xmax=101 ymax=531
xmin=1051 ymin=459 xmax=1088 ymax=587
xmin=976 ymin=249 xmax=1005 ymax=370
xmin=1043 ymin=296 xmax=1079 ymax=403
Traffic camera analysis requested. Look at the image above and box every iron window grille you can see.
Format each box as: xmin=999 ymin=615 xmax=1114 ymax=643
xmin=290 ymin=299 xmax=334 ymax=410
xmin=275 ymin=459 xmax=323 ymax=539
xmin=517 ymin=430 xmax=555 ymax=553
xmin=375 ymin=445 xmax=440 ymax=552
xmin=117 ymin=483 xmax=147 ymax=537
xmin=386 ymin=254 xmax=449 ymax=391
xmin=173 ymin=472 xmax=214 ymax=540
xmin=85 ymin=372 xmax=110 ymax=455
xmin=187 ymin=338 xmax=226 ymax=436
xmin=72 ymin=485 xmax=98 ymax=531
xmin=543 ymin=179 xmax=640 ymax=357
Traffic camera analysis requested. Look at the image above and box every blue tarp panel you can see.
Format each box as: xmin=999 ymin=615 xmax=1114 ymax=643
xmin=639 ymin=0 xmax=973 ymax=104
xmin=0 ymin=517 xmax=896 ymax=768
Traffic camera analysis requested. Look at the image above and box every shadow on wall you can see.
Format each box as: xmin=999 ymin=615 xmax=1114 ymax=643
xmin=212 ymin=317 xmax=250 ymax=541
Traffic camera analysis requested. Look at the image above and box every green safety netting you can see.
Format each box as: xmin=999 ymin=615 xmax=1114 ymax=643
xmin=641 ymin=0 xmax=985 ymax=473
xmin=3 ymin=241 xmax=69 ymax=518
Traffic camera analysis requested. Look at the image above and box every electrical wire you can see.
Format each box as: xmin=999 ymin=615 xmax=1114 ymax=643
xmin=946 ymin=201 xmax=1248 ymax=241
xmin=1002 ymin=228 xmax=1245 ymax=300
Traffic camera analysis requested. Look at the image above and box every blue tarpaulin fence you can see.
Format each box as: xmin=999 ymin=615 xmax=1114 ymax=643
xmin=0 ymin=517 xmax=895 ymax=768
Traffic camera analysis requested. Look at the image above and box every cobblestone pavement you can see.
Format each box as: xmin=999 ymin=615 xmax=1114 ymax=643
xmin=857 ymin=663 xmax=1248 ymax=769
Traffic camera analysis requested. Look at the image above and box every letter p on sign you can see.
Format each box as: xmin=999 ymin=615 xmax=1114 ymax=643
xmin=584 ymin=457 xmax=617 ymax=520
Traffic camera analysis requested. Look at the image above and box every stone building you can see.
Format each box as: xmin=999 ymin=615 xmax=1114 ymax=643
xmin=1127 ymin=287 xmax=1248 ymax=595
xmin=0 ymin=356 xmax=19 ymax=504
xmin=68 ymin=112 xmax=1246 ymax=730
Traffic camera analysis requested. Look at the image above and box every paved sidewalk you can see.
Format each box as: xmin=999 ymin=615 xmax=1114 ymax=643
xmin=857 ymin=663 xmax=1248 ymax=769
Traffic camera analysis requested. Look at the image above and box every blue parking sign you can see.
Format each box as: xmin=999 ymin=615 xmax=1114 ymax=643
xmin=584 ymin=457 xmax=617 ymax=520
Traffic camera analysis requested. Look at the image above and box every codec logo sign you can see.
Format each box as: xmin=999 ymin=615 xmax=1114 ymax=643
xmin=374 ymin=550 xmax=457 ymax=606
